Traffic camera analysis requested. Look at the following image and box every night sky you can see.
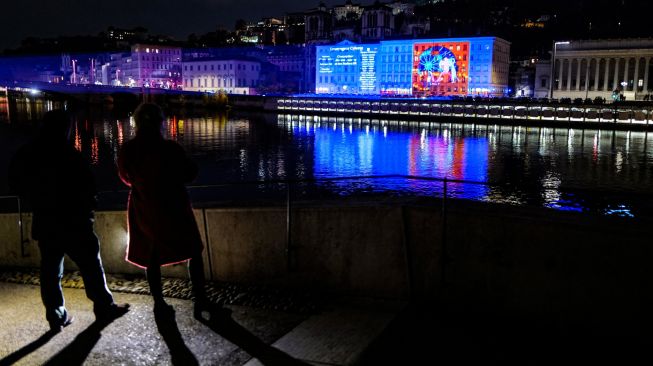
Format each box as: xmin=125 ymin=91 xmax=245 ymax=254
xmin=0 ymin=0 xmax=355 ymax=51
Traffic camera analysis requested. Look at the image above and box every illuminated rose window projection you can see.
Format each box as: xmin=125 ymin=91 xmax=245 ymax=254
xmin=413 ymin=42 xmax=469 ymax=97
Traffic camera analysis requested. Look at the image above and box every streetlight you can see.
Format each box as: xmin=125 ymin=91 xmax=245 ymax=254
xmin=549 ymin=41 xmax=570 ymax=99
xmin=620 ymin=81 xmax=628 ymax=100
xmin=71 ymin=59 xmax=78 ymax=84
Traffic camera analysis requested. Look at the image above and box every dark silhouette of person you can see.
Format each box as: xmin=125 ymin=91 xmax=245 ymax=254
xmin=8 ymin=110 xmax=130 ymax=332
xmin=118 ymin=103 xmax=228 ymax=319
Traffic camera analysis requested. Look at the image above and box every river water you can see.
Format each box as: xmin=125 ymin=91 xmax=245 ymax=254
xmin=1 ymin=101 xmax=652 ymax=217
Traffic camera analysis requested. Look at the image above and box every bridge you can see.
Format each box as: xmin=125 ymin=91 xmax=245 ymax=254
xmin=0 ymin=80 xmax=228 ymax=120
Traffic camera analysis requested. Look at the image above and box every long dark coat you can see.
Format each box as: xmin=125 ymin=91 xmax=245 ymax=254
xmin=118 ymin=135 xmax=202 ymax=268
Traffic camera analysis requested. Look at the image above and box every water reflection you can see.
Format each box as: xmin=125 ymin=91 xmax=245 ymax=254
xmin=287 ymin=116 xmax=490 ymax=201
xmin=0 ymin=96 xmax=63 ymax=124
xmin=2 ymin=107 xmax=652 ymax=217
xmin=278 ymin=114 xmax=652 ymax=217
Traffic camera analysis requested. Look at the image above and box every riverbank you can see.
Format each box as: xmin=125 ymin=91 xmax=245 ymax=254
xmin=229 ymin=94 xmax=653 ymax=131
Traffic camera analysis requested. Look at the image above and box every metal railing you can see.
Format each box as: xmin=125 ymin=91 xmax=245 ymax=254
xmin=0 ymin=195 xmax=27 ymax=257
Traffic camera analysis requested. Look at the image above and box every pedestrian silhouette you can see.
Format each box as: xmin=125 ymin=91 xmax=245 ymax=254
xmin=118 ymin=103 xmax=228 ymax=319
xmin=8 ymin=110 xmax=129 ymax=333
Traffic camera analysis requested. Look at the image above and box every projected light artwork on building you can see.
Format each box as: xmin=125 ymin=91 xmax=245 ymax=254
xmin=315 ymin=37 xmax=509 ymax=97
xmin=412 ymin=42 xmax=469 ymax=97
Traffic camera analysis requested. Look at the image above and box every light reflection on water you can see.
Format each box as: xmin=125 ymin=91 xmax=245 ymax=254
xmin=278 ymin=114 xmax=652 ymax=217
xmin=2 ymin=107 xmax=653 ymax=217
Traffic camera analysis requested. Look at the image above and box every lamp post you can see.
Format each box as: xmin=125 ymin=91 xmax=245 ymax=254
xmin=550 ymin=41 xmax=570 ymax=99
xmin=71 ymin=59 xmax=78 ymax=84
xmin=620 ymin=81 xmax=628 ymax=101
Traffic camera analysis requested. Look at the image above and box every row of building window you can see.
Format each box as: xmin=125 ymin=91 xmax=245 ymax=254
xmin=184 ymin=78 xmax=258 ymax=88
xmin=183 ymin=64 xmax=260 ymax=72
xmin=134 ymin=48 xmax=181 ymax=55
xmin=139 ymin=64 xmax=175 ymax=70
xmin=139 ymin=56 xmax=178 ymax=62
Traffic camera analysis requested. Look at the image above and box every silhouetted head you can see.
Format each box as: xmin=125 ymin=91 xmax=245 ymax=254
xmin=38 ymin=110 xmax=73 ymax=142
xmin=134 ymin=103 xmax=164 ymax=137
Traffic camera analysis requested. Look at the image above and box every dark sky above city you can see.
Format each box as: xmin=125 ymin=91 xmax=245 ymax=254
xmin=1 ymin=0 xmax=354 ymax=51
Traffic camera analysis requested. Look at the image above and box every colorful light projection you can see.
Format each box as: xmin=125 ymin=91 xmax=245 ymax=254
xmin=412 ymin=42 xmax=469 ymax=97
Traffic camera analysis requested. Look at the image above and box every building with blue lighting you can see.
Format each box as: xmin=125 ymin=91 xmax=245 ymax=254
xmin=315 ymin=37 xmax=510 ymax=97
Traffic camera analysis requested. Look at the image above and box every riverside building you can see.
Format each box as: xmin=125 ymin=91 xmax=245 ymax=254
xmin=122 ymin=44 xmax=182 ymax=88
xmin=537 ymin=38 xmax=653 ymax=101
xmin=182 ymin=58 xmax=261 ymax=94
xmin=315 ymin=37 xmax=510 ymax=97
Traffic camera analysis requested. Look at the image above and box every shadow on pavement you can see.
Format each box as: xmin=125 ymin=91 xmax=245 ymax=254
xmin=154 ymin=310 xmax=199 ymax=366
xmin=42 ymin=312 xmax=129 ymax=366
xmin=0 ymin=331 xmax=56 ymax=366
xmin=42 ymin=320 xmax=108 ymax=366
xmin=200 ymin=310 xmax=309 ymax=366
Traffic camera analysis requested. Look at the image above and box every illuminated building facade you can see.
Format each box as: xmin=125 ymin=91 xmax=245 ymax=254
xmin=127 ymin=44 xmax=182 ymax=88
xmin=182 ymin=58 xmax=261 ymax=95
xmin=315 ymin=37 xmax=510 ymax=97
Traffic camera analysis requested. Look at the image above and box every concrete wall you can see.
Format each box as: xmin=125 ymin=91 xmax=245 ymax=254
xmin=439 ymin=203 xmax=653 ymax=332
xmin=203 ymin=206 xmax=410 ymax=299
xmin=1 ymin=202 xmax=652 ymax=332
xmin=0 ymin=211 xmax=202 ymax=278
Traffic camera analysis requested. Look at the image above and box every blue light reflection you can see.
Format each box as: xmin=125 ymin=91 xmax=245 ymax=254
xmin=292 ymin=119 xmax=489 ymax=200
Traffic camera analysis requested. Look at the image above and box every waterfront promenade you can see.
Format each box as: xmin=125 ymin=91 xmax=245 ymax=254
xmin=0 ymin=273 xmax=399 ymax=366
xmin=269 ymin=95 xmax=653 ymax=131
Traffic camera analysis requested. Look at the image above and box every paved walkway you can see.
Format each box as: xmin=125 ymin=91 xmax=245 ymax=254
xmin=0 ymin=282 xmax=309 ymax=365
xmin=0 ymin=282 xmax=400 ymax=366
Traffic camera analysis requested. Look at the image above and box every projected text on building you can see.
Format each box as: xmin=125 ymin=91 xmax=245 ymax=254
xmin=316 ymin=41 xmax=379 ymax=94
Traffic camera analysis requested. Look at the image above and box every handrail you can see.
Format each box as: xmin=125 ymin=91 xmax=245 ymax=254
xmin=184 ymin=174 xmax=488 ymax=191
xmin=92 ymin=174 xmax=489 ymax=198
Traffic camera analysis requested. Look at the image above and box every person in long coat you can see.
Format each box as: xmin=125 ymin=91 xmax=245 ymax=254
xmin=118 ymin=103 xmax=225 ymax=318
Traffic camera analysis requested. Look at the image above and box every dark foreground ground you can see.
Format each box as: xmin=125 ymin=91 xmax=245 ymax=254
xmin=1 ymin=270 xmax=652 ymax=366
xmin=0 ymin=270 xmax=397 ymax=366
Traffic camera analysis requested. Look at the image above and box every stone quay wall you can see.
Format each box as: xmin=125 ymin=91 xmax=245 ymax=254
xmin=1 ymin=202 xmax=651 ymax=332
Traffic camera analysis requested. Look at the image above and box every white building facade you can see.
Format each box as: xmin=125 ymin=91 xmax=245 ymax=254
xmin=539 ymin=39 xmax=653 ymax=100
xmin=182 ymin=58 xmax=261 ymax=94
